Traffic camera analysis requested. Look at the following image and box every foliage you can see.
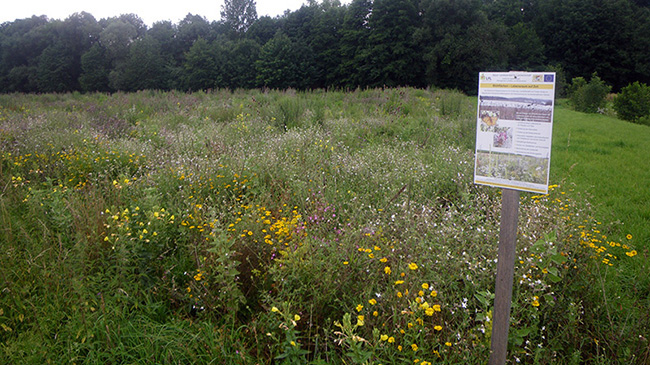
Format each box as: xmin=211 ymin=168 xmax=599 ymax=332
xmin=255 ymin=33 xmax=315 ymax=89
xmin=0 ymin=89 xmax=648 ymax=365
xmin=568 ymin=74 xmax=612 ymax=113
xmin=221 ymin=0 xmax=258 ymax=36
xmin=613 ymin=81 xmax=650 ymax=125
xmin=2 ymin=1 xmax=650 ymax=93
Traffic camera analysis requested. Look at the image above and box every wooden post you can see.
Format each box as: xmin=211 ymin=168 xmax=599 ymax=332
xmin=489 ymin=188 xmax=520 ymax=365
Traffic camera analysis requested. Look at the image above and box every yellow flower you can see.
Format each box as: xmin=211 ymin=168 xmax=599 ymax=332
xmin=394 ymin=280 xmax=404 ymax=285
xmin=411 ymin=343 xmax=418 ymax=352
xmin=380 ymin=257 xmax=388 ymax=263
xmin=356 ymin=304 xmax=363 ymax=312
xmin=430 ymin=290 xmax=437 ymax=298
xmin=380 ymin=334 xmax=389 ymax=341
xmin=425 ymin=307 xmax=434 ymax=316
xmin=271 ymin=307 xmax=279 ymax=313
xmin=290 ymin=341 xmax=296 ymax=347
xmin=357 ymin=315 xmax=365 ymax=326
xmin=532 ymin=296 xmax=540 ymax=307
xmin=373 ymin=311 xmax=378 ymax=317
xmin=434 ymin=325 xmax=443 ymax=331
xmin=432 ymin=304 xmax=441 ymax=312
xmin=294 ymin=314 xmax=301 ymax=321
xmin=343 ymin=261 xmax=349 ymax=265
xmin=409 ymin=262 xmax=418 ymax=270
xmin=369 ymin=299 xmax=377 ymax=305
xmin=398 ymin=345 xmax=403 ymax=351
xmin=418 ymin=290 xmax=425 ymax=297
xmin=421 ymin=283 xmax=429 ymax=290
xmin=626 ymin=250 xmax=637 ymax=257
xmin=388 ymin=336 xmax=395 ymax=343
xmin=626 ymin=234 xmax=633 ymax=240
xmin=445 ymin=342 xmax=452 ymax=347
xmin=397 ymin=291 xmax=403 ymax=298
xmin=384 ymin=266 xmax=392 ymax=274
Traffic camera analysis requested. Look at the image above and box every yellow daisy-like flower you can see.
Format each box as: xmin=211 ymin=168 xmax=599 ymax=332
xmin=373 ymin=311 xmax=378 ymax=317
xmin=432 ymin=304 xmax=441 ymax=312
xmin=384 ymin=266 xmax=392 ymax=274
xmin=409 ymin=262 xmax=418 ymax=270
xmin=626 ymin=250 xmax=637 ymax=257
xmin=430 ymin=290 xmax=437 ymax=298
xmin=380 ymin=257 xmax=388 ymax=263
xmin=369 ymin=299 xmax=377 ymax=305
xmin=532 ymin=296 xmax=540 ymax=307
xmin=434 ymin=325 xmax=443 ymax=331
xmin=356 ymin=304 xmax=364 ymax=312
xmin=380 ymin=334 xmax=389 ymax=341
xmin=398 ymin=345 xmax=403 ymax=352
xmin=425 ymin=307 xmax=434 ymax=316
xmin=388 ymin=336 xmax=395 ymax=343
xmin=411 ymin=343 xmax=419 ymax=352
xmin=626 ymin=234 xmax=633 ymax=240
xmin=397 ymin=291 xmax=403 ymax=298
xmin=421 ymin=283 xmax=429 ymax=290
xmin=418 ymin=290 xmax=425 ymax=297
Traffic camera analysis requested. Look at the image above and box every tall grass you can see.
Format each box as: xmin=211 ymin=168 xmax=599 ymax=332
xmin=0 ymin=89 xmax=647 ymax=363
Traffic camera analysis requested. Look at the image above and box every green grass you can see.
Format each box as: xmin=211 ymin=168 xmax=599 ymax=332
xmin=552 ymin=105 xmax=650 ymax=244
xmin=0 ymin=89 xmax=648 ymax=364
xmin=550 ymin=104 xmax=650 ymax=363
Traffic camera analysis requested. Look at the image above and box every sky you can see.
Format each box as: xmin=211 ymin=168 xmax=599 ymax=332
xmin=1 ymin=0 xmax=351 ymax=26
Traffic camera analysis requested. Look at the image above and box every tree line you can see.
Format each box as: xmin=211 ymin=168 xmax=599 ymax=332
xmin=1 ymin=0 xmax=649 ymax=95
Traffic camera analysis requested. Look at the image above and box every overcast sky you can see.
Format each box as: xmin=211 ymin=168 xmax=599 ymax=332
xmin=1 ymin=0 xmax=351 ymax=26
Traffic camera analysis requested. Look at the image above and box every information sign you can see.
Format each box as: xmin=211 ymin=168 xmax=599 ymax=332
xmin=474 ymin=72 xmax=556 ymax=194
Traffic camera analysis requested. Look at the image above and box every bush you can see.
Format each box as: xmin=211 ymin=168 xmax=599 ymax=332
xmin=613 ymin=81 xmax=650 ymax=125
xmin=568 ymin=73 xmax=611 ymax=113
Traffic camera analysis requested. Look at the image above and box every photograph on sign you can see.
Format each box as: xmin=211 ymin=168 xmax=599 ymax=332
xmin=474 ymin=72 xmax=556 ymax=194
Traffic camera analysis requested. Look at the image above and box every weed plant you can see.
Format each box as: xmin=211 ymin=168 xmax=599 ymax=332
xmin=0 ymin=88 xmax=647 ymax=363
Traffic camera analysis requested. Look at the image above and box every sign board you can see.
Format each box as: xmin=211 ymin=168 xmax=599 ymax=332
xmin=474 ymin=72 xmax=556 ymax=194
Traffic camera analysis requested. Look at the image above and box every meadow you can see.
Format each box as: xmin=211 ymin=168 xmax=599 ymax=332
xmin=0 ymin=89 xmax=647 ymax=364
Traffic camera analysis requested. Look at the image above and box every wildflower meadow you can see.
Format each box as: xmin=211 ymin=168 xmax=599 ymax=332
xmin=0 ymin=89 xmax=647 ymax=363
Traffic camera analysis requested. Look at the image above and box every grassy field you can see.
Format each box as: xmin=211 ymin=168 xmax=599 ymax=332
xmin=0 ymin=89 xmax=647 ymax=364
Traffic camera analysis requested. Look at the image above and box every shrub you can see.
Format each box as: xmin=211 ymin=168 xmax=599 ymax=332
xmin=568 ymin=73 xmax=611 ymax=113
xmin=613 ymin=81 xmax=650 ymax=125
